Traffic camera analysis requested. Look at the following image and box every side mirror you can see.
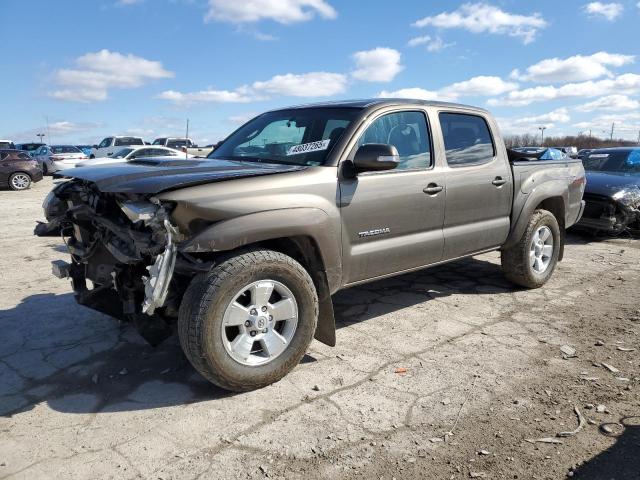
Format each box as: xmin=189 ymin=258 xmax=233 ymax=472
xmin=353 ymin=144 xmax=399 ymax=173
xmin=92 ymin=145 xmax=98 ymax=149
xmin=129 ymin=156 xmax=136 ymax=160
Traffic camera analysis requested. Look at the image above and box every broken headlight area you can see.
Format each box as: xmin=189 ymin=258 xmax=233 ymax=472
xmin=34 ymin=180 xmax=208 ymax=345
xmin=578 ymin=192 xmax=640 ymax=235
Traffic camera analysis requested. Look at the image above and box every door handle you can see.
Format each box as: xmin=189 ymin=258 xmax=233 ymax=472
xmin=492 ymin=177 xmax=507 ymax=186
xmin=423 ymin=183 xmax=443 ymax=195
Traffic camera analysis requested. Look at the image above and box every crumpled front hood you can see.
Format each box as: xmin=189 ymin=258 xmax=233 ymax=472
xmin=585 ymin=171 xmax=640 ymax=197
xmin=54 ymin=157 xmax=307 ymax=193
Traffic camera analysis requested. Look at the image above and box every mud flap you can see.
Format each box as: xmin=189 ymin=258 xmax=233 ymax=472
xmin=312 ymin=271 xmax=336 ymax=347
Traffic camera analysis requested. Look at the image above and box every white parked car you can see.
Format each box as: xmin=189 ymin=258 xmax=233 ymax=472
xmin=152 ymin=137 xmax=214 ymax=157
xmin=80 ymin=146 xmax=193 ymax=166
xmin=32 ymin=145 xmax=88 ymax=174
xmin=90 ymin=136 xmax=145 ymax=159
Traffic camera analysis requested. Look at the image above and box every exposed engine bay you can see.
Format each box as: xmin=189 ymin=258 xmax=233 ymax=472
xmin=578 ymin=188 xmax=640 ymax=235
xmin=35 ymin=179 xmax=210 ymax=345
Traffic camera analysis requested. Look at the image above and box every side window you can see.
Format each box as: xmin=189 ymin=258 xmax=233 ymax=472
xmin=357 ymin=111 xmax=432 ymax=170
xmin=439 ymin=113 xmax=495 ymax=167
xmin=98 ymin=138 xmax=111 ymax=148
xmin=18 ymin=153 xmax=30 ymax=160
xmin=135 ymin=149 xmax=152 ymax=157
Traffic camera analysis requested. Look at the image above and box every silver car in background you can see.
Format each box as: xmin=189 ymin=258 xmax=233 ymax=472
xmin=32 ymin=145 xmax=88 ymax=174
xmin=79 ymin=145 xmax=193 ymax=167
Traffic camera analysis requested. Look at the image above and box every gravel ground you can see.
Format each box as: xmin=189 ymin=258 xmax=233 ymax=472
xmin=1 ymin=178 xmax=639 ymax=480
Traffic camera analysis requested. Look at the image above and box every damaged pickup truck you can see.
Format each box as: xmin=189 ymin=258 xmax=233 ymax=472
xmin=36 ymin=99 xmax=586 ymax=391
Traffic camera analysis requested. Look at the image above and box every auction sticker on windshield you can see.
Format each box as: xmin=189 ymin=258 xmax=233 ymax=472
xmin=287 ymin=139 xmax=331 ymax=156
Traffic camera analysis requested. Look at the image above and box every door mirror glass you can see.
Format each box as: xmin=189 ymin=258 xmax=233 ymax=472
xmin=353 ymin=144 xmax=399 ymax=173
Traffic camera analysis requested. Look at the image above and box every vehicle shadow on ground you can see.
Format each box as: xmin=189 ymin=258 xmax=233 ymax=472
xmin=0 ymin=256 xmax=511 ymax=418
xmin=569 ymin=418 xmax=640 ymax=479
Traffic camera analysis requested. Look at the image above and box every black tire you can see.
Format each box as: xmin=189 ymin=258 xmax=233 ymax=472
xmin=178 ymin=249 xmax=318 ymax=392
xmin=8 ymin=172 xmax=32 ymax=191
xmin=89 ymin=154 xmax=95 ymax=159
xmin=501 ymin=209 xmax=561 ymax=289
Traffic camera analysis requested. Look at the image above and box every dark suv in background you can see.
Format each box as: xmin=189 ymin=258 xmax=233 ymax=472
xmin=0 ymin=149 xmax=43 ymax=190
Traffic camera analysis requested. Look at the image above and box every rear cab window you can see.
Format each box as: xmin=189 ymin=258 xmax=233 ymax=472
xmin=115 ymin=137 xmax=144 ymax=147
xmin=439 ymin=112 xmax=495 ymax=167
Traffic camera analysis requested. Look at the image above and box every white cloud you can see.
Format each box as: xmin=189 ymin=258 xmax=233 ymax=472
xmin=514 ymin=108 xmax=570 ymax=126
xmin=489 ymin=73 xmax=640 ymax=106
xmin=510 ymin=51 xmax=635 ymax=83
xmin=497 ymin=109 xmax=570 ymax=135
xmin=116 ymin=0 xmax=143 ymax=5
xmin=575 ymin=94 xmax=640 ymax=112
xmin=11 ymin=121 xmax=102 ymax=142
xmin=252 ymin=71 xmax=347 ymax=96
xmin=407 ymin=35 xmax=453 ymax=52
xmin=441 ymin=76 xmax=518 ymax=97
xmin=205 ymin=0 xmax=336 ymax=24
xmin=159 ymin=71 xmax=347 ymax=105
xmin=583 ymin=2 xmax=623 ymax=21
xmin=351 ymin=48 xmax=403 ymax=82
xmin=156 ymin=88 xmax=253 ymax=105
xmin=573 ymin=112 xmax=640 ymax=139
xmin=49 ymin=50 xmax=173 ymax=102
xmin=378 ymin=75 xmax=517 ymax=102
xmin=412 ymin=3 xmax=547 ymax=44
xmin=378 ymin=87 xmax=443 ymax=101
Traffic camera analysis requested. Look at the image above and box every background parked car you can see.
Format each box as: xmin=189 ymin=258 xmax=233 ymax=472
xmin=152 ymin=137 xmax=214 ymax=157
xmin=557 ymin=146 xmax=578 ymax=158
xmin=80 ymin=145 xmax=193 ymax=166
xmin=76 ymin=145 xmax=93 ymax=157
xmin=16 ymin=143 xmax=46 ymax=156
xmin=32 ymin=145 xmax=88 ymax=174
xmin=0 ymin=140 xmax=16 ymax=149
xmin=90 ymin=136 xmax=145 ymax=158
xmin=576 ymin=147 xmax=640 ymax=234
xmin=0 ymin=149 xmax=43 ymax=190
xmin=577 ymin=148 xmax=593 ymax=160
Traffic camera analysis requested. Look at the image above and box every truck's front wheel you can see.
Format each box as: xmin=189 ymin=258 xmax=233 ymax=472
xmin=501 ymin=209 xmax=560 ymax=288
xmin=178 ymin=249 xmax=318 ymax=391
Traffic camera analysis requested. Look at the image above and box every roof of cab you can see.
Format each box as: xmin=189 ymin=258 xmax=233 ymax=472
xmin=269 ymin=98 xmax=489 ymax=113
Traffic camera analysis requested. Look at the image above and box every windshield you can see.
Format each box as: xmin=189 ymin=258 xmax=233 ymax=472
xmin=208 ymin=107 xmax=360 ymax=166
xmin=583 ymin=150 xmax=640 ymax=174
xmin=112 ymin=148 xmax=135 ymax=159
xmin=51 ymin=146 xmax=81 ymax=154
xmin=152 ymin=138 xmax=165 ymax=145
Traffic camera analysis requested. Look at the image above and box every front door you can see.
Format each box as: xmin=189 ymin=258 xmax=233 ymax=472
xmin=339 ymin=110 xmax=446 ymax=284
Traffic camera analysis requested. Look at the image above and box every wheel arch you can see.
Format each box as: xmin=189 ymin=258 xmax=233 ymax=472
xmin=179 ymin=208 xmax=340 ymax=347
xmin=504 ymin=181 xmax=568 ymax=257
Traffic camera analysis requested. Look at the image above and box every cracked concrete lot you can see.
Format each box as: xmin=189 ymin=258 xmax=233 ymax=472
xmin=1 ymin=178 xmax=639 ymax=480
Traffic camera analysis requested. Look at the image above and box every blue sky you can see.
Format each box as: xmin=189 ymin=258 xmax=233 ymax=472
xmin=1 ymin=0 xmax=638 ymax=145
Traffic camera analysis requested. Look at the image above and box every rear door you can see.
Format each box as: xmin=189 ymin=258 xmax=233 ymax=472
xmin=339 ymin=109 xmax=446 ymax=284
xmin=437 ymin=111 xmax=512 ymax=259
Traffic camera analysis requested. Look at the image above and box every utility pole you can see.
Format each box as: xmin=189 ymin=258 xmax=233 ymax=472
xmin=610 ymin=122 xmax=614 ymax=141
xmin=36 ymin=133 xmax=45 ymax=144
xmin=185 ymin=118 xmax=189 ymax=159
xmin=538 ymin=126 xmax=547 ymax=145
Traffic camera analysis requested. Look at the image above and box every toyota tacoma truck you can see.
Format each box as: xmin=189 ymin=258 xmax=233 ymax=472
xmin=35 ymin=99 xmax=586 ymax=391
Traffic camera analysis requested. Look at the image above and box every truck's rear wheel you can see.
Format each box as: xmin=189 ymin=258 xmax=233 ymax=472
xmin=178 ymin=249 xmax=318 ymax=391
xmin=501 ymin=209 xmax=560 ymax=288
